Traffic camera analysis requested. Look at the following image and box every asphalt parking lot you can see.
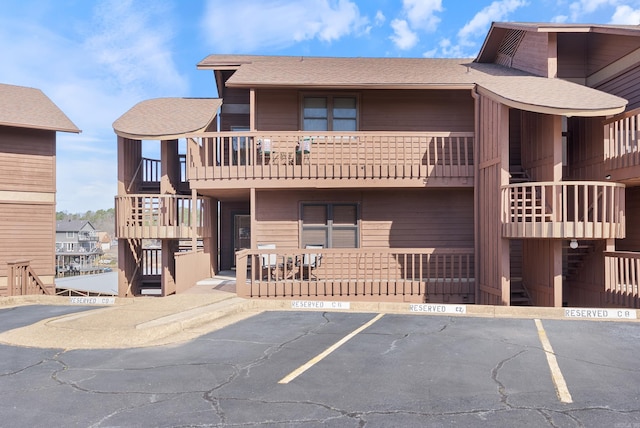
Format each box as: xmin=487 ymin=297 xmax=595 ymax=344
xmin=0 ymin=307 xmax=639 ymax=427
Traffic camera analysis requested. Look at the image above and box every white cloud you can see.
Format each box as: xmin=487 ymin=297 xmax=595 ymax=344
xmin=458 ymin=0 xmax=528 ymax=47
xmin=568 ymin=0 xmax=617 ymax=21
xmin=402 ymin=0 xmax=443 ymax=31
xmin=610 ymin=5 xmax=640 ymax=24
xmin=85 ymin=0 xmax=187 ymax=96
xmin=388 ymin=0 xmax=443 ymax=50
xmin=375 ymin=10 xmax=386 ymax=25
xmin=201 ymin=0 xmax=369 ymax=52
xmin=0 ymin=0 xmax=189 ymax=212
xmin=390 ymin=19 xmax=419 ymax=50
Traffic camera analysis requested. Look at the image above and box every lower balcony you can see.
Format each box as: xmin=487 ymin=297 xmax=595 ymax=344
xmin=501 ymin=181 xmax=625 ymax=239
xmin=115 ymin=194 xmax=210 ymax=240
xmin=605 ymin=251 xmax=640 ymax=309
xmin=187 ymin=131 xmax=474 ymax=191
xmin=235 ymin=247 xmax=475 ymax=303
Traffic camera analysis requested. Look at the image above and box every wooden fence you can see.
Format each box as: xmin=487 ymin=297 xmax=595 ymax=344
xmin=236 ymin=248 xmax=474 ymax=303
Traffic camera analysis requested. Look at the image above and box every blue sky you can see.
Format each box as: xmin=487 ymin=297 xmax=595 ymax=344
xmin=2 ymin=0 xmax=640 ymax=212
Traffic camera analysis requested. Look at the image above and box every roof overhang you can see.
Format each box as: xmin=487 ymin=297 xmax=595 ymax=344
xmin=476 ymin=78 xmax=627 ymax=117
xmin=113 ymin=98 xmax=222 ymax=140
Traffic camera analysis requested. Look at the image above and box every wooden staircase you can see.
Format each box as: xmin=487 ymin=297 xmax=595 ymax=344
xmin=564 ymin=240 xmax=600 ymax=282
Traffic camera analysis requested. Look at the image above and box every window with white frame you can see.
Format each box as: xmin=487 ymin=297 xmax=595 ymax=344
xmin=301 ymin=203 xmax=359 ymax=248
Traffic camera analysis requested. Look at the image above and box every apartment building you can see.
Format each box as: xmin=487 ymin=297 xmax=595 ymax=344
xmin=113 ymin=22 xmax=640 ymax=308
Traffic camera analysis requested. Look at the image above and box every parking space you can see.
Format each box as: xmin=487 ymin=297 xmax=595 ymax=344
xmin=0 ymin=309 xmax=639 ymax=426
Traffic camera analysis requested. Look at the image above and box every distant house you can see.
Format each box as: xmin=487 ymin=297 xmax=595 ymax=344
xmin=55 ymin=220 xmax=102 ymax=274
xmin=97 ymin=231 xmax=112 ymax=251
xmin=0 ymin=83 xmax=80 ymax=296
xmin=113 ymin=23 xmax=640 ymax=309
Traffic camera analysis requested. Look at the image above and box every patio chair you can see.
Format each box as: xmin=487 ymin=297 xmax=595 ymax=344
xmin=257 ymin=243 xmax=277 ymax=280
xmin=257 ymin=138 xmax=272 ymax=163
xmin=296 ymin=137 xmax=312 ymax=164
xmin=299 ymin=244 xmax=323 ymax=280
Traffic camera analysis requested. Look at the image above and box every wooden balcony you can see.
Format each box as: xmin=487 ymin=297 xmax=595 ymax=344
xmin=186 ymin=131 xmax=474 ymax=191
xmin=115 ymin=194 xmax=210 ymax=240
xmin=235 ymin=247 xmax=475 ymax=303
xmin=604 ymin=108 xmax=640 ymax=183
xmin=501 ymin=181 xmax=625 ymax=239
xmin=605 ymin=251 xmax=640 ymax=308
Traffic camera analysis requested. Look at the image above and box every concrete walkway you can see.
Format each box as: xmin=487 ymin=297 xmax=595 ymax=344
xmin=1 ymin=271 xmax=638 ymax=350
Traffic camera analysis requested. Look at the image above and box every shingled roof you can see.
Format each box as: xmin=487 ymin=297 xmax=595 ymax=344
xmin=0 ymin=83 xmax=80 ymax=133
xmin=113 ymin=98 xmax=222 ymax=140
xmin=197 ymin=54 xmax=627 ymax=117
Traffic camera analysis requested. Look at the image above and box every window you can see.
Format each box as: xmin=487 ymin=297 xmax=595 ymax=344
xmin=302 ymin=96 xmax=357 ymax=131
xmin=301 ymin=203 xmax=359 ymax=248
xmin=66 ymin=232 xmax=75 ymax=239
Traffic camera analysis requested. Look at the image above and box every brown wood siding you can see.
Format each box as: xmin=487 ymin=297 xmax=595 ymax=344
xmin=0 ymin=202 xmax=55 ymax=279
xmin=253 ymin=189 xmax=473 ymax=249
xmin=520 ymin=111 xmax=556 ymax=181
xmin=361 ymin=189 xmax=474 ymax=248
xmin=475 ymin=95 xmax=509 ymax=305
xmin=221 ymin=86 xmax=250 ymax=105
xmin=597 ymin=64 xmax=640 ymax=111
xmin=522 ymin=239 xmax=558 ymax=306
xmin=617 ymin=186 xmax=640 ymax=251
xmin=557 ymin=33 xmax=588 ymax=79
xmin=117 ymin=137 xmax=142 ymax=195
xmin=254 ymin=89 xmax=474 ymax=132
xmin=584 ymin=34 xmax=640 ymax=76
xmin=565 ymin=117 xmax=605 ymax=181
xmin=255 ymin=89 xmax=299 ymax=131
xmin=511 ymin=32 xmax=549 ymax=77
xmin=0 ymin=127 xmax=55 ymax=193
xmin=360 ymin=90 xmax=474 ymax=132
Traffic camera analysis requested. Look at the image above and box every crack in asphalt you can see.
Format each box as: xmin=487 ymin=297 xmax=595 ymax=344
xmin=491 ymin=349 xmax=528 ymax=409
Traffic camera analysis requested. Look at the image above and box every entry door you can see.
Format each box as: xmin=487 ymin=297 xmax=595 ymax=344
xmin=233 ymin=214 xmax=251 ymax=267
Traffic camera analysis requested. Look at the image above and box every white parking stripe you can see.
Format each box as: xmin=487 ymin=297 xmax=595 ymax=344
xmin=278 ymin=313 xmax=385 ymax=384
xmin=534 ymin=318 xmax=573 ymax=403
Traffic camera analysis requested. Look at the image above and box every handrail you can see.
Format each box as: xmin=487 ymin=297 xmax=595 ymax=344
xmin=115 ymin=194 xmax=210 ymax=240
xmin=186 ymin=131 xmax=474 ymax=182
xmin=603 ymin=106 xmax=640 ymax=125
xmin=604 ymin=251 xmax=640 ymax=308
xmin=7 ymin=260 xmax=50 ymax=296
xmin=501 ymin=181 xmax=625 ymax=239
xmin=235 ymin=248 xmax=474 ymax=302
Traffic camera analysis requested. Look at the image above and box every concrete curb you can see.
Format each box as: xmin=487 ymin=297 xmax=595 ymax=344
xmin=0 ymin=294 xmax=637 ymax=350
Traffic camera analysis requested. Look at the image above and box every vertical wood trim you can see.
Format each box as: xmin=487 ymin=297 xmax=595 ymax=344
xmin=547 ymin=33 xmax=558 ymax=78
xmin=250 ymin=88 xmax=256 ymax=131
xmin=250 ymin=188 xmax=256 ymax=249
xmin=553 ymin=239 xmax=562 ymax=307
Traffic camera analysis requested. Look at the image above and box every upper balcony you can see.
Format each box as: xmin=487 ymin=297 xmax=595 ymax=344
xmin=501 ymin=181 xmax=625 ymax=239
xmin=604 ymin=107 xmax=640 ymax=183
xmin=186 ymin=131 xmax=474 ymax=192
xmin=115 ymin=194 xmax=211 ymax=240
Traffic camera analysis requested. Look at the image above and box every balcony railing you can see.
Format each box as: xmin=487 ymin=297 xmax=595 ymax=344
xmin=605 ymin=251 xmax=640 ymax=308
xmin=6 ymin=260 xmax=51 ymax=296
xmin=501 ymin=181 xmax=625 ymax=239
xmin=604 ymin=107 xmax=640 ymax=171
xmin=187 ymin=131 xmax=474 ymax=186
xmin=235 ymin=248 xmax=475 ymax=303
xmin=115 ymin=194 xmax=210 ymax=239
